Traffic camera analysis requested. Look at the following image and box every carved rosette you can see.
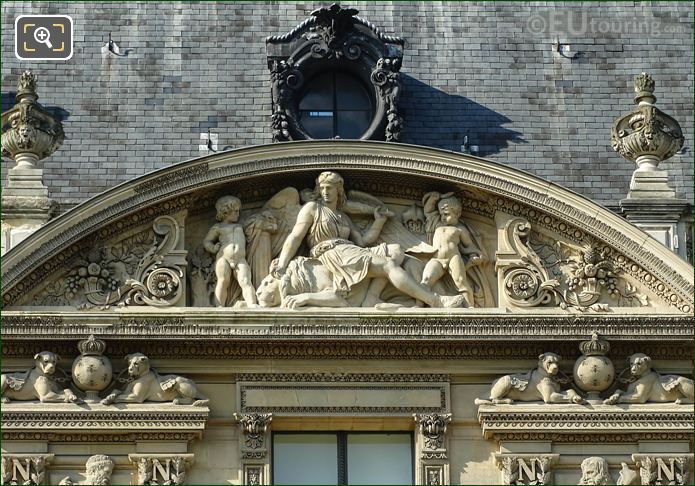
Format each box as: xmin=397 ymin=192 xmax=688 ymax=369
xmin=1 ymin=71 xmax=65 ymax=168
xmin=495 ymin=216 xmax=558 ymax=308
xmin=266 ymin=4 xmax=405 ymax=141
xmin=611 ymin=73 xmax=684 ymax=171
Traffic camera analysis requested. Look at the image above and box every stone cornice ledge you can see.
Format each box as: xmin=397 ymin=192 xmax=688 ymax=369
xmin=1 ymin=310 xmax=692 ymax=341
xmin=0 ymin=402 xmax=209 ymax=440
xmin=478 ymin=403 xmax=694 ymax=440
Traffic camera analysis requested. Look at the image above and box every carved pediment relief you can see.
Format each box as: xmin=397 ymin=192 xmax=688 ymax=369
xmin=2 ymin=143 xmax=692 ymax=315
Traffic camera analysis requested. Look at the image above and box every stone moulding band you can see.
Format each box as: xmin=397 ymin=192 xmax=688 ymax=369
xmin=2 ymin=142 xmax=692 ymax=309
xmin=1 ymin=313 xmax=692 ymax=340
xmin=478 ymin=404 xmax=695 ymax=440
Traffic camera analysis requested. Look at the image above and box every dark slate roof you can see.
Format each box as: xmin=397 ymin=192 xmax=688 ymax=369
xmin=2 ymin=1 xmax=693 ymax=210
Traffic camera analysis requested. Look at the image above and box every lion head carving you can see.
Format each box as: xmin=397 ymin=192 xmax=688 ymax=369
xmin=124 ymin=353 xmax=151 ymax=378
xmin=538 ymin=352 xmax=560 ymax=377
xmin=627 ymin=353 xmax=652 ymax=377
xmin=33 ymin=351 xmax=60 ymax=376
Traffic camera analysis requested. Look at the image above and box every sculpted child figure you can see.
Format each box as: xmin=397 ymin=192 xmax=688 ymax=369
xmin=421 ymin=192 xmax=482 ymax=306
xmin=204 ymin=196 xmax=257 ymax=307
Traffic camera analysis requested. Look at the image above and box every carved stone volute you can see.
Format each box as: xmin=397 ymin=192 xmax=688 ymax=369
xmin=611 ymin=73 xmax=684 ymax=171
xmin=1 ymin=71 xmax=65 ymax=168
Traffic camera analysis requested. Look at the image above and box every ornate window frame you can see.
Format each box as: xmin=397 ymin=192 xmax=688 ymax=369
xmin=266 ymin=4 xmax=405 ymax=142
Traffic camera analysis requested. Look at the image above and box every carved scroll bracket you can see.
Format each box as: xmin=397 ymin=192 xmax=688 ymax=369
xmin=631 ymin=454 xmax=693 ymax=486
xmin=234 ymin=413 xmax=273 ymax=486
xmin=494 ymin=454 xmax=559 ymax=486
xmin=414 ymin=413 xmax=452 ymax=485
xmin=127 ymin=454 xmax=194 ymax=486
xmin=1 ymin=454 xmax=54 ymax=486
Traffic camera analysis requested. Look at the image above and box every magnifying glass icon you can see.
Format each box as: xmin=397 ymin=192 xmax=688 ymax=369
xmin=33 ymin=27 xmax=53 ymax=49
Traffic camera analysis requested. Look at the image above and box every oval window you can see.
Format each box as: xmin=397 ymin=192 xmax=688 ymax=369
xmin=298 ymin=72 xmax=373 ymax=139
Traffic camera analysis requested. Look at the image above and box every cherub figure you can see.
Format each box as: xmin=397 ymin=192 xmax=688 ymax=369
xmin=420 ymin=192 xmax=484 ymax=306
xmin=203 ymin=196 xmax=257 ymax=307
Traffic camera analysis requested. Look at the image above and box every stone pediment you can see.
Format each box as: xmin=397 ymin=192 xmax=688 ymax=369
xmin=1 ymin=141 xmax=692 ymax=316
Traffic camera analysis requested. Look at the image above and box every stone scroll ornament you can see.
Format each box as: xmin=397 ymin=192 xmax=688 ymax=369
xmin=36 ymin=215 xmax=186 ymax=308
xmin=474 ymin=352 xmax=584 ymax=405
xmin=1 ymin=351 xmax=81 ymax=404
xmin=604 ymin=353 xmax=693 ymax=405
xmin=58 ymin=455 xmax=114 ymax=485
xmin=101 ymin=353 xmax=208 ymax=406
xmin=496 ymin=215 xmax=649 ymax=311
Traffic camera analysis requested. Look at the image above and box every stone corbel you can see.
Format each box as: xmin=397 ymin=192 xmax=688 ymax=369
xmin=127 ymin=454 xmax=194 ymax=486
xmin=414 ymin=413 xmax=452 ymax=485
xmin=631 ymin=454 xmax=693 ymax=486
xmin=233 ymin=413 xmax=273 ymax=485
xmin=493 ymin=454 xmax=559 ymax=485
xmin=0 ymin=454 xmax=54 ymax=486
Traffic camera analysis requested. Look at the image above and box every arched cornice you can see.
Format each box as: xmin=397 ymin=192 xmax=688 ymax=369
xmin=2 ymin=141 xmax=692 ymax=309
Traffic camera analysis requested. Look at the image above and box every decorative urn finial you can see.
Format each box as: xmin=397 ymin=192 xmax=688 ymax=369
xmin=1 ymin=70 xmax=65 ymax=168
xmin=71 ymin=335 xmax=113 ymax=403
xmin=573 ymin=332 xmax=615 ymax=402
xmin=610 ymin=73 xmax=684 ymax=172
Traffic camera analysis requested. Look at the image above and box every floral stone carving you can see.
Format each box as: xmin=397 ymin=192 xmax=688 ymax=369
xmin=101 ymin=353 xmax=208 ymax=406
xmin=496 ymin=212 xmax=650 ymax=311
xmin=34 ymin=213 xmax=187 ymax=308
xmin=475 ymin=352 xmax=583 ymax=405
xmin=128 ymin=455 xmax=193 ymax=486
xmin=1 ymin=351 xmax=81 ymax=404
xmin=234 ymin=412 xmax=273 ymax=458
xmin=632 ymin=455 xmax=692 ymax=486
xmin=495 ymin=454 xmax=558 ymax=486
xmin=1 ymin=454 xmax=54 ymax=486
xmin=604 ymin=353 xmax=693 ymax=405
xmin=414 ymin=413 xmax=452 ymax=453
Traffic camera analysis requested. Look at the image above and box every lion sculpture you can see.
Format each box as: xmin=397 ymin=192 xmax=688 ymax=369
xmin=475 ymin=352 xmax=584 ymax=405
xmin=1 ymin=351 xmax=81 ymax=403
xmin=101 ymin=353 xmax=208 ymax=406
xmin=604 ymin=353 xmax=693 ymax=405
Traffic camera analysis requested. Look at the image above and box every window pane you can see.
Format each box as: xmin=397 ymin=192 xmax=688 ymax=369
xmin=337 ymin=110 xmax=371 ymax=139
xmin=336 ymin=76 xmax=371 ymax=110
xmin=299 ymin=72 xmax=334 ymax=110
xmin=273 ymin=434 xmax=338 ymax=485
xmin=347 ymin=434 xmax=413 ymax=485
xmin=299 ymin=111 xmax=334 ymax=139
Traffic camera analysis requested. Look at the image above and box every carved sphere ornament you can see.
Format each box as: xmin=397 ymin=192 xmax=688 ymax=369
xmin=72 ymin=335 xmax=112 ymax=402
xmin=573 ymin=333 xmax=615 ymax=400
